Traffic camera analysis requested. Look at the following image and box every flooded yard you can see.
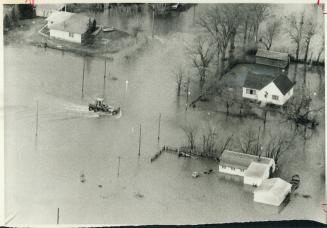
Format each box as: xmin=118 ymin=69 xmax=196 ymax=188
xmin=3 ymin=4 xmax=325 ymax=225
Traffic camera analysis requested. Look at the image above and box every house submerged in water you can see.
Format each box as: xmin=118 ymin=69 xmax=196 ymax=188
xmin=218 ymin=150 xmax=276 ymax=187
xmin=242 ymin=49 xmax=295 ymax=106
xmin=46 ymin=11 xmax=96 ymax=44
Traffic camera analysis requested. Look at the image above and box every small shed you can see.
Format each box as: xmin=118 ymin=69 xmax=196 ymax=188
xmin=254 ymin=178 xmax=292 ymax=206
xmin=256 ymin=49 xmax=290 ymax=69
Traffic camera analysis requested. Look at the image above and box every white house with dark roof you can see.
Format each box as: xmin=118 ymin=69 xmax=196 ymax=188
xmin=242 ymin=73 xmax=295 ymax=106
xmin=256 ymin=49 xmax=290 ymax=70
xmin=218 ymin=150 xmax=275 ymax=187
xmin=47 ymin=12 xmax=96 ymax=44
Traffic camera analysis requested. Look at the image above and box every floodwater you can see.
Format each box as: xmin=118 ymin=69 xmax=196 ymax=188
xmin=3 ymin=6 xmax=326 ymax=225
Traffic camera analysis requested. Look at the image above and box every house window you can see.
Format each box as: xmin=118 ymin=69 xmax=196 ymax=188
xmin=246 ymin=89 xmax=256 ymax=95
xmin=69 ymin=32 xmax=74 ymax=38
xmin=272 ymin=95 xmax=279 ymax=100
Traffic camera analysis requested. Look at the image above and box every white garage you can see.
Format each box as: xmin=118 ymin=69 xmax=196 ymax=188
xmin=254 ymin=178 xmax=292 ymax=206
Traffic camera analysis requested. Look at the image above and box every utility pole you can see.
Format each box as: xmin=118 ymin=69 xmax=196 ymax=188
xmin=186 ymin=77 xmax=190 ymax=111
xmin=81 ymin=57 xmax=86 ymax=97
xmin=157 ymin=113 xmax=161 ymax=144
xmin=35 ymin=101 xmax=38 ymax=137
xmin=151 ymin=6 xmax=155 ymax=38
xmin=103 ymin=59 xmax=106 ymax=99
xmin=193 ymin=4 xmax=196 ymax=24
xmin=117 ymin=156 xmax=121 ymax=177
xmin=56 ymin=208 xmax=60 ymax=224
xmin=138 ymin=124 xmax=142 ymax=156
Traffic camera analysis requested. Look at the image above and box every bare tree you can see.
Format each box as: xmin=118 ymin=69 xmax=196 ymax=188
xmin=286 ymin=11 xmax=305 ymax=61
xmin=315 ymin=32 xmax=324 ymax=64
xmin=173 ymin=66 xmax=186 ymax=96
xmin=198 ymin=5 xmax=242 ymax=78
xmin=181 ymin=124 xmax=198 ymax=150
xmin=188 ymin=36 xmax=214 ymax=82
xmin=249 ymin=4 xmax=271 ymax=43
xmin=238 ymin=128 xmax=261 ymax=155
xmin=303 ymin=18 xmax=316 ymax=63
xmin=283 ymin=91 xmax=323 ymax=138
xmin=201 ymin=125 xmax=217 ymax=157
xmin=259 ymin=18 xmax=281 ymax=50
xmin=264 ymin=134 xmax=293 ymax=165
xmin=216 ymin=134 xmax=234 ymax=158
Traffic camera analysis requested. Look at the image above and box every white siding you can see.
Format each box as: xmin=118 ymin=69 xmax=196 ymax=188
xmin=49 ymin=29 xmax=82 ymax=43
xmin=258 ymin=82 xmax=289 ymax=105
xmin=244 ymin=168 xmax=270 ymax=186
xmin=242 ymin=87 xmax=258 ymax=100
xmin=243 ymin=82 xmax=293 ymax=106
xmin=218 ymin=165 xmax=245 ymax=177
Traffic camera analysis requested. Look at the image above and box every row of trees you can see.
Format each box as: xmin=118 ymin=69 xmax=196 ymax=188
xmin=181 ymin=123 xmax=293 ymax=165
xmin=4 ymin=4 xmax=35 ymax=30
xmin=185 ymin=4 xmax=324 ymax=85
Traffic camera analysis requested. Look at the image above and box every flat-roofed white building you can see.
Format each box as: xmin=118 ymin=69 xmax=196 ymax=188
xmin=254 ymin=178 xmax=292 ymax=206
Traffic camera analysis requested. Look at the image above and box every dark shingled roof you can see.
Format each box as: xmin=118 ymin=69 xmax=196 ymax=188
xmin=256 ymin=49 xmax=289 ymax=62
xmin=243 ymin=72 xmax=275 ymax=90
xmin=273 ymin=74 xmax=295 ymax=95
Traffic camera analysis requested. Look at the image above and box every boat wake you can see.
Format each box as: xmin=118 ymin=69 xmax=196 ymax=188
xmin=64 ymin=104 xmax=122 ymax=119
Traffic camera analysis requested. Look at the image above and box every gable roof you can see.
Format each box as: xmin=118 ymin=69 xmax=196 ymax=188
xmin=220 ymin=150 xmax=274 ymax=170
xmin=272 ymin=75 xmax=295 ymax=95
xmin=46 ymin=11 xmax=73 ymax=24
xmin=48 ymin=13 xmax=94 ymax=34
xmin=243 ymin=72 xmax=275 ymax=90
xmin=256 ymin=49 xmax=289 ymax=62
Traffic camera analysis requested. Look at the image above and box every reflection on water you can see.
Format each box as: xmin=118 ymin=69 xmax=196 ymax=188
xmin=3 ymin=6 xmax=325 ymax=225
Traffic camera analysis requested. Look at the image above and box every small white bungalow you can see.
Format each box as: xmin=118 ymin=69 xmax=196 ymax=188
xmin=47 ymin=12 xmax=96 ymax=44
xmin=218 ymin=150 xmax=275 ymax=186
xmin=254 ymin=178 xmax=292 ymax=206
xmin=242 ymin=73 xmax=295 ymax=106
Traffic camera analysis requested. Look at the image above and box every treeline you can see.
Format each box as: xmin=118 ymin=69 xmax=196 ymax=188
xmin=3 ymin=4 xmax=34 ymax=30
xmin=188 ymin=4 xmax=324 ymax=82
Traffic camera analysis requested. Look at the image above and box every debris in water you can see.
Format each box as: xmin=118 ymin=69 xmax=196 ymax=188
xmin=98 ymin=184 xmax=103 ymax=188
xmin=204 ymin=169 xmax=213 ymax=175
xmin=134 ymin=192 xmax=144 ymax=199
xmin=192 ymin=172 xmax=200 ymax=178
xmin=302 ymin=194 xmax=312 ymax=199
xmin=111 ymin=76 xmax=118 ymax=81
xmin=80 ymin=173 xmax=86 ymax=183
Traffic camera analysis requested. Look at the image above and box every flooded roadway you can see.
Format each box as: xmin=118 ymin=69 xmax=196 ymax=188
xmin=4 ymin=5 xmax=325 ymax=225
